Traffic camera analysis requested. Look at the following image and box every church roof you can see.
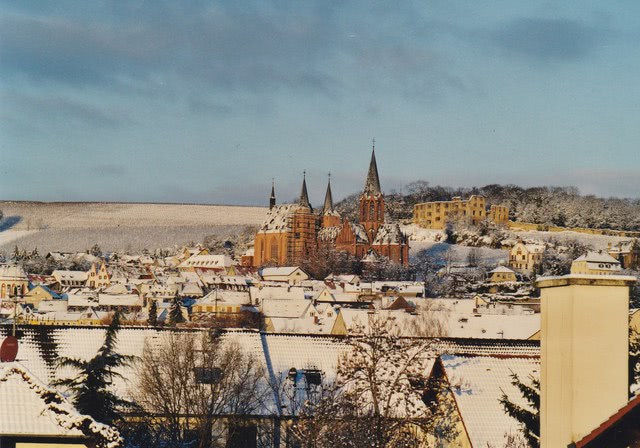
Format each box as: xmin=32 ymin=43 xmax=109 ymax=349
xmin=299 ymin=173 xmax=312 ymax=210
xmin=322 ymin=176 xmax=335 ymax=214
xmin=363 ymin=147 xmax=381 ymax=196
xmin=372 ymin=223 xmax=407 ymax=245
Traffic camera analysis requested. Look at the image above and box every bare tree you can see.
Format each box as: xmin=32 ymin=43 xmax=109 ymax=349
xmin=131 ymin=331 xmax=269 ymax=448
xmin=289 ymin=314 xmax=457 ymax=447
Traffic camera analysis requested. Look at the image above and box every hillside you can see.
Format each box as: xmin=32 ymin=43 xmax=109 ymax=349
xmin=336 ymin=183 xmax=640 ymax=232
xmin=0 ymin=202 xmax=267 ymax=253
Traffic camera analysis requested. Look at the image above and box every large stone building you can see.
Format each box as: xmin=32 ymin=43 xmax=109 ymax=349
xmin=413 ymin=195 xmax=509 ymax=229
xmin=251 ymin=147 xmax=409 ymax=268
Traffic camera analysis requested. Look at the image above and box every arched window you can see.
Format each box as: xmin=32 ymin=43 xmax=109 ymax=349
xmin=270 ymin=241 xmax=279 ymax=261
xmin=369 ymin=202 xmax=375 ymax=221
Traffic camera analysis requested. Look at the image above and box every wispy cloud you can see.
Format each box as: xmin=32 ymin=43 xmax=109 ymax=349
xmin=489 ymin=17 xmax=609 ymax=63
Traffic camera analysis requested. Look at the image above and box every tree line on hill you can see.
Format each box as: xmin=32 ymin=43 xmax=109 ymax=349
xmin=335 ymin=182 xmax=640 ymax=231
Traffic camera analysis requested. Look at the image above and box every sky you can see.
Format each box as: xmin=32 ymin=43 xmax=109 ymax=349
xmin=1 ymin=0 xmax=639 ymax=205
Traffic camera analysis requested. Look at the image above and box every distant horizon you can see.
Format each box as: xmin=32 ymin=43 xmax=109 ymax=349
xmin=1 ymin=179 xmax=638 ymax=208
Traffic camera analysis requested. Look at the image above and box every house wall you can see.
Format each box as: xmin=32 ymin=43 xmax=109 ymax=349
xmin=537 ymin=275 xmax=633 ymax=448
xmin=413 ymin=195 xmax=495 ymax=230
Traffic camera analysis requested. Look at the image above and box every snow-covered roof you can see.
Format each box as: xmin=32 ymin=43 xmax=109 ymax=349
xmin=261 ymin=266 xmax=307 ymax=278
xmin=317 ymin=225 xmax=341 ymax=242
xmin=178 ymin=254 xmax=233 ymax=269
xmin=257 ymin=204 xmax=301 ymax=233
xmin=574 ymin=251 xmax=621 ymax=264
xmin=489 ymin=266 xmax=516 ymax=274
xmin=262 ymin=298 xmax=313 ymax=318
xmin=372 ymin=223 xmax=407 ymax=245
xmin=0 ymin=263 xmax=28 ymax=281
xmin=98 ymin=293 xmax=142 ymax=307
xmin=52 ymin=270 xmax=88 ymax=283
xmin=0 ymin=362 xmax=122 ymax=445
xmin=200 ymin=290 xmax=250 ymax=306
xmin=440 ymin=354 xmax=539 ymax=448
xmin=250 ymin=286 xmax=306 ymax=302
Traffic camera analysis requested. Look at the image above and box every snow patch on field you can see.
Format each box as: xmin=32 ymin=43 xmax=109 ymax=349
xmin=0 ymin=230 xmax=37 ymax=248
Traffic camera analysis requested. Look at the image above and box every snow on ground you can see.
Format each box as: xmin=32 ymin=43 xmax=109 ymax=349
xmin=0 ymin=230 xmax=37 ymax=248
xmin=512 ymin=229 xmax=627 ymax=250
xmin=402 ymin=224 xmax=508 ymax=265
xmin=0 ymin=202 xmax=267 ymax=253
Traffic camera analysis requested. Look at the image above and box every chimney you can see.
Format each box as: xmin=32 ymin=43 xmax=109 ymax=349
xmin=536 ymin=274 xmax=635 ymax=448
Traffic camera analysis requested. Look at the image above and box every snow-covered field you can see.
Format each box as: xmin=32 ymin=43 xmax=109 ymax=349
xmin=511 ymin=229 xmax=626 ymax=250
xmin=0 ymin=202 xmax=267 ymax=253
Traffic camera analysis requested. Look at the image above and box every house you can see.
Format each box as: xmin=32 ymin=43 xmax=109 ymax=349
xmin=508 ymin=242 xmax=545 ymax=275
xmin=427 ymin=354 xmax=540 ymax=448
xmin=608 ymin=239 xmax=640 ymax=269
xmin=488 ymin=265 xmax=517 ymax=283
xmin=413 ymin=195 xmax=510 ymax=229
xmin=178 ymin=254 xmax=234 ymax=274
xmin=260 ymin=267 xmax=309 ymax=285
xmin=192 ymin=290 xmax=250 ymax=315
xmin=0 ymin=362 xmax=122 ymax=447
xmin=86 ymin=262 xmax=111 ymax=289
xmin=0 ymin=263 xmax=29 ymax=298
xmin=570 ymin=251 xmax=622 ymax=275
xmin=24 ymin=284 xmax=64 ymax=307
xmin=51 ymin=270 xmax=89 ymax=289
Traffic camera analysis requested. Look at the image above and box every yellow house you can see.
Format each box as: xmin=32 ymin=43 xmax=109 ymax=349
xmin=413 ymin=195 xmax=487 ymax=229
xmin=24 ymin=285 xmax=63 ymax=307
xmin=489 ymin=204 xmax=509 ymax=226
xmin=508 ymin=242 xmax=544 ymax=275
xmin=0 ymin=263 xmax=29 ymax=299
xmin=86 ymin=262 xmax=111 ymax=289
xmin=570 ymin=251 xmax=622 ymax=275
xmin=488 ymin=266 xmax=517 ymax=283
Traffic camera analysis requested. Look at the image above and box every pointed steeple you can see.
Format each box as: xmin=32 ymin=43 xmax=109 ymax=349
xmin=363 ymin=139 xmax=381 ymax=196
xmin=269 ymin=178 xmax=276 ymax=210
xmin=299 ymin=171 xmax=312 ymax=210
xmin=323 ymin=173 xmax=334 ymax=214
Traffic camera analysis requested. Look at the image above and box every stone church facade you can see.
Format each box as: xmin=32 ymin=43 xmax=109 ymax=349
xmin=251 ymin=147 xmax=409 ymax=268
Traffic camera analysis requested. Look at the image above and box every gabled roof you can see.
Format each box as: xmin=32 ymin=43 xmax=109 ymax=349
xmin=437 ymin=354 xmax=540 ymax=448
xmin=489 ymin=266 xmax=516 ymax=274
xmin=372 ymin=223 xmax=407 ymax=245
xmin=574 ymin=251 xmax=621 ymax=264
xmin=0 ymin=362 xmax=122 ymax=445
xmin=574 ymin=393 xmax=640 ymax=447
xmin=261 ymin=266 xmax=308 ymax=278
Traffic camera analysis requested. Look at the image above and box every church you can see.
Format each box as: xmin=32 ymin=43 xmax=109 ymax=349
xmin=249 ymin=146 xmax=409 ymax=268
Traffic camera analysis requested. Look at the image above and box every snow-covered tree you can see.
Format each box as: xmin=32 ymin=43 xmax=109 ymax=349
xmin=54 ymin=311 xmax=133 ymax=425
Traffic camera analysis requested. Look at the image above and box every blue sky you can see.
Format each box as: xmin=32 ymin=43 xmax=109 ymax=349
xmin=1 ymin=1 xmax=639 ymax=205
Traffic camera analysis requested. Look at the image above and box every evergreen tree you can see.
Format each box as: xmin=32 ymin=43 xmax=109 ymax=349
xmin=148 ymin=299 xmax=158 ymax=327
xmin=499 ymin=373 xmax=540 ymax=448
xmin=54 ymin=310 xmax=133 ymax=425
xmin=168 ymin=296 xmax=185 ymax=326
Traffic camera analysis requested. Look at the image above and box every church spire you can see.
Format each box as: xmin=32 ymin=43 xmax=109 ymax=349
xmin=299 ymin=171 xmax=312 ymax=210
xmin=363 ymin=138 xmax=381 ymax=195
xmin=323 ymin=173 xmax=334 ymax=214
xmin=269 ymin=178 xmax=276 ymax=210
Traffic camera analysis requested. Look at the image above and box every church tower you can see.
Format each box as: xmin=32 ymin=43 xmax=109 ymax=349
xmin=289 ymin=172 xmax=318 ymax=264
xmin=321 ymin=173 xmax=341 ymax=228
xmin=269 ymin=179 xmax=276 ymax=210
xmin=359 ymin=141 xmax=385 ymax=241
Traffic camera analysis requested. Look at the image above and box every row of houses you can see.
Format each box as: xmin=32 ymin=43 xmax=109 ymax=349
xmin=1 ymin=272 xmax=639 ymax=447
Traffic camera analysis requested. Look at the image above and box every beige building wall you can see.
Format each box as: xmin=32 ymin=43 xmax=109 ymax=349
xmin=413 ymin=195 xmax=509 ymax=230
xmin=537 ymin=275 xmax=634 ymax=448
